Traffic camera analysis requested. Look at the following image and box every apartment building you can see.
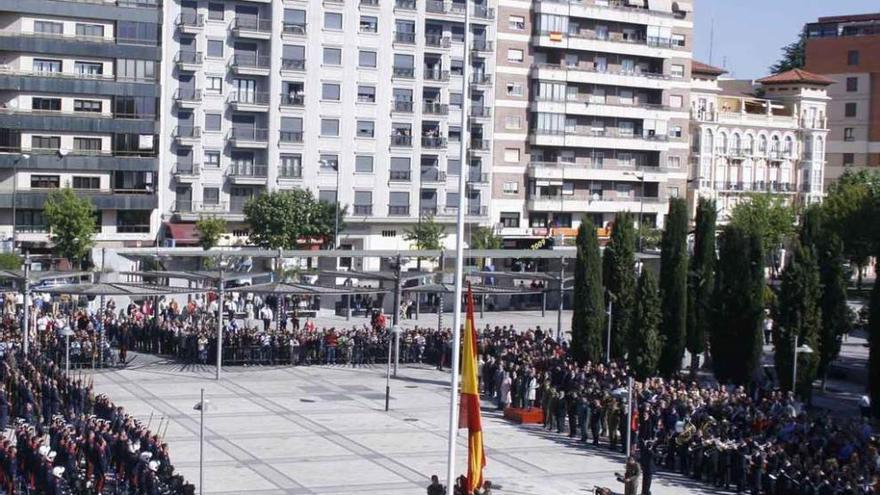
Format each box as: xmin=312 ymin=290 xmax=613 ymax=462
xmin=688 ymin=63 xmax=830 ymax=221
xmin=490 ymin=0 xmax=692 ymax=247
xmin=0 ymin=0 xmax=161 ymax=251
xmin=805 ymin=13 xmax=880 ymax=186
xmin=160 ymin=0 xmax=497 ymax=255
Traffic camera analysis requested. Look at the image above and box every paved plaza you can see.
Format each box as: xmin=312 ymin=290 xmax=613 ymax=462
xmin=85 ymin=350 xmax=716 ymax=495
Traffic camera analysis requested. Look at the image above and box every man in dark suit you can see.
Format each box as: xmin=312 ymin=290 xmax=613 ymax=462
xmin=639 ymin=440 xmax=657 ymax=495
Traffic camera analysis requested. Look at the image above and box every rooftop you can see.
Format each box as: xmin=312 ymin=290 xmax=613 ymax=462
xmin=692 ymin=60 xmax=727 ymax=76
xmin=755 ymin=69 xmax=834 ymax=86
xmin=816 ymin=12 xmax=880 ymax=24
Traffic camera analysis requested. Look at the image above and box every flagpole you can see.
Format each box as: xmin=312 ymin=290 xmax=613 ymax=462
xmin=446 ymin=0 xmax=473 ymax=487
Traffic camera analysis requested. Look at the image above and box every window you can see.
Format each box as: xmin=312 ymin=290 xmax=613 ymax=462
xmin=671 ymin=34 xmax=685 ymax=47
xmin=381 ymin=230 xmax=397 ymax=238
xmin=847 ymin=50 xmax=859 ymax=66
xmin=74 ymin=99 xmax=102 ymax=113
xmin=843 ymin=153 xmax=854 ymax=167
xmin=32 ymin=98 xmax=61 ymax=112
xmin=321 ymin=119 xmax=340 ymax=136
xmin=357 ymin=120 xmax=375 ymax=138
xmin=207 ymin=40 xmax=224 ymax=58
xmin=205 ymin=113 xmax=222 ymax=131
xmin=355 ymin=155 xmax=374 ymax=173
xmin=203 ymin=188 xmax=220 ymax=205
xmin=667 ymin=156 xmax=681 ymax=169
xmin=670 ymin=64 xmax=685 ymax=78
xmin=207 ymin=76 xmax=223 ymax=93
xmin=323 ymin=47 xmax=342 ymax=65
xmin=208 ymin=3 xmax=225 ymax=20
xmin=117 ymin=59 xmax=156 ymax=81
xmin=320 ymin=154 xmax=338 ymax=169
xmin=502 ymin=182 xmax=519 ymax=194
xmin=509 ymin=15 xmax=525 ymax=30
xmin=280 ymin=154 xmax=302 ymax=178
xmin=33 ymin=59 xmax=61 ymax=73
xmin=357 ymin=85 xmax=376 ymax=103
xmin=31 ymin=175 xmax=60 ymax=189
xmin=74 ymin=137 xmax=102 ymax=152
xmin=31 ymin=136 xmax=60 ymax=150
xmin=205 ymin=151 xmax=221 ymax=168
xmin=117 ymin=21 xmax=159 ymax=45
xmin=354 ymin=191 xmax=372 ymax=211
xmin=360 ymin=16 xmax=378 ymax=33
xmin=449 ymin=92 xmax=462 ymax=109
xmin=847 ymin=77 xmax=858 ymax=92
xmin=845 ymin=102 xmax=857 ymax=117
xmin=76 ymin=23 xmax=104 ymax=38
xmin=507 ymin=49 xmax=523 ymax=62
xmin=670 ymin=95 xmax=683 ymax=108
xmin=500 ymin=212 xmax=520 ymax=228
xmin=506 ymin=82 xmax=523 ymax=97
xmin=504 ymin=148 xmax=520 ymax=162
xmin=324 ymin=12 xmax=343 ymax=30
xmin=34 ymin=21 xmax=63 ymax=35
xmin=72 ymin=176 xmax=100 ymax=190
xmin=505 ymin=116 xmax=522 ymax=130
xmin=562 ymin=182 xmax=574 ymax=196
xmin=358 ymin=50 xmax=377 ymax=68
xmin=75 ymin=61 xmax=104 ymax=76
xmin=668 ymin=187 xmax=679 ymax=198
xmin=844 ymin=128 xmax=855 ymax=141
xmin=322 ymin=83 xmax=341 ymax=100
xmin=669 ymin=126 xmax=682 ymax=138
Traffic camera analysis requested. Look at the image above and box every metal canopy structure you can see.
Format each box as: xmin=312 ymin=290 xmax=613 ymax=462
xmin=402 ymin=283 xmax=544 ymax=295
xmin=40 ymin=282 xmax=199 ymax=297
xmin=0 ymin=270 xmax=90 ymax=284
xmin=122 ymin=270 xmax=271 ymax=283
xmin=114 ymin=247 xmax=661 ymax=260
xmin=316 ymin=269 xmax=434 ymax=283
xmin=231 ymin=281 xmax=389 ymax=296
xmin=465 ymin=270 xmax=574 ymax=283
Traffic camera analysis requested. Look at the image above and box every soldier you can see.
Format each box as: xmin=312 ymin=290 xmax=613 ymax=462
xmin=639 ymin=440 xmax=657 ymax=495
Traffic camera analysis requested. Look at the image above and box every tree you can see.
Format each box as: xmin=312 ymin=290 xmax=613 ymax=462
xmin=404 ymin=215 xmax=447 ymax=270
xmin=195 ymin=216 xmax=227 ymax=251
xmin=869 ymin=264 xmax=880 ymax=418
xmin=629 ymin=268 xmax=663 ymax=380
xmin=44 ymin=188 xmax=96 ymax=267
xmin=469 ymin=226 xmax=503 ymax=269
xmin=773 ymin=242 xmax=821 ymax=400
xmin=817 ymin=236 xmax=849 ymax=387
xmin=728 ymin=194 xmax=796 ymax=262
xmin=658 ymin=198 xmax=689 ymax=377
xmin=571 ymin=217 xmax=604 ymax=364
xmin=243 ymin=190 xmax=343 ymax=249
xmin=769 ymin=31 xmax=806 ymax=74
xmin=711 ymin=225 xmax=765 ymax=385
xmin=687 ymin=198 xmax=717 ymax=375
xmin=602 ymin=212 xmax=636 ymax=360
xmin=823 ymin=170 xmax=880 ymax=288
xmin=0 ymin=252 xmax=21 ymax=270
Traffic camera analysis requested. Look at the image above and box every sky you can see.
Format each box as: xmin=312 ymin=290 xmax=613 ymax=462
xmin=693 ymin=0 xmax=878 ymax=80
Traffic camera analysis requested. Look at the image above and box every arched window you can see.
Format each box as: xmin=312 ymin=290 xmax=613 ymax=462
xmin=758 ymin=134 xmax=768 ymax=153
xmin=771 ymin=135 xmax=781 ymax=155
xmin=816 ymin=136 xmax=824 ymax=157
xmin=784 ymin=136 xmax=794 ymax=156
xmin=703 ymin=129 xmax=714 ymax=154
xmin=719 ymin=132 xmax=728 ymax=154
xmin=744 ymin=134 xmax=754 ymax=155
xmin=804 ymin=135 xmax=813 ymax=159
xmin=732 ymin=133 xmax=742 ymax=155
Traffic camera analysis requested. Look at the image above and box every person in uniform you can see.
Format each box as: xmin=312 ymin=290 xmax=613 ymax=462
xmin=618 ymin=456 xmax=642 ymax=495
xmin=639 ymin=440 xmax=657 ymax=495
xmin=427 ymin=474 xmax=446 ymax=495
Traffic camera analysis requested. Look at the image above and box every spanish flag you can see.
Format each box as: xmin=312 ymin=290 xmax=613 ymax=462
xmin=459 ymin=284 xmax=486 ymax=492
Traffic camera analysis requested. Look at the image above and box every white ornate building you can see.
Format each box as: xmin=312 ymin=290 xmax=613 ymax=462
xmin=689 ymin=62 xmax=831 ymax=221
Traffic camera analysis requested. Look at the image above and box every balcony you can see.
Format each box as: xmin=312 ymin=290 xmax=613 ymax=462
xmin=230 ymin=54 xmax=271 ymax=75
xmin=176 ymin=13 xmax=204 ymax=34
xmin=172 ymin=201 xmax=238 ymax=219
xmin=471 ymin=40 xmax=493 ymax=52
xmin=470 ymin=139 xmax=491 ymax=152
xmin=174 ymin=88 xmax=202 ymax=108
xmin=279 ymin=131 xmax=304 ymax=144
xmin=228 ymin=163 xmax=268 ymax=184
xmin=390 ymin=134 xmax=413 ymax=147
xmin=282 ymin=22 xmax=307 ymax=37
xmin=388 ymin=205 xmax=411 ymax=216
xmin=280 ymin=93 xmax=305 ymax=107
xmin=228 ymin=127 xmax=269 ymax=148
xmin=472 ymin=5 xmax=495 ymax=20
xmin=421 ymin=169 xmax=447 ymax=183
xmin=470 ymin=106 xmax=491 ymax=118
xmin=392 ymin=66 xmax=415 ymax=79
xmin=471 ymin=73 xmax=492 ymax=86
xmin=175 ymin=51 xmax=203 ymax=71
xmin=352 ymin=204 xmax=373 ymax=216
xmin=228 ymin=91 xmax=271 ymax=112
xmin=281 ymin=58 xmax=306 ymax=72
xmin=422 ymin=102 xmax=448 ymax=115
xmin=425 ymin=34 xmax=451 ymax=48
xmin=439 ymin=205 xmax=488 ymax=217
xmin=422 ymin=136 xmax=447 ymax=149
xmin=467 ymin=172 xmax=490 ymax=184
xmin=394 ymin=0 xmax=416 ymax=10
xmin=392 ymin=101 xmax=414 ymax=113
xmin=426 ymin=0 xmax=466 ymax=16
xmin=389 ymin=170 xmax=412 ymax=182
xmin=394 ymin=32 xmax=416 ymax=45
xmin=530 ymin=128 xmax=670 ymax=152
xmin=360 ymin=0 xmax=380 ymax=6
xmin=531 ymin=63 xmax=674 ymax=91
xmin=172 ymin=163 xmax=199 ymax=182
xmin=232 ymin=17 xmax=273 ymax=39
xmin=424 ymin=69 xmax=449 ymax=82
xmin=173 ymin=126 xmax=201 ymax=145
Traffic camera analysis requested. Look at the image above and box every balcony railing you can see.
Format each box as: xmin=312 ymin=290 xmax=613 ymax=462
xmin=423 ymin=102 xmax=448 ymax=115
xmin=228 ymin=91 xmax=271 ymax=105
xmin=425 ymin=34 xmax=451 ymax=47
xmin=470 ymin=139 xmax=490 ymax=150
xmin=390 ymin=135 xmax=413 ymax=147
xmin=173 ymin=201 xmax=229 ymax=214
xmin=421 ymin=169 xmax=447 ymax=182
xmin=531 ymin=128 xmax=670 ymax=141
xmin=281 ymin=58 xmax=306 ymax=71
xmin=229 ymin=127 xmax=269 ymax=142
xmin=173 ymin=126 xmax=201 ymax=139
xmin=468 ymin=172 xmax=489 ymax=183
xmin=360 ymin=0 xmax=380 ymax=6
xmin=353 ymin=204 xmax=373 ymax=216
xmin=228 ymin=163 xmax=268 ymax=178
xmin=471 ymin=74 xmax=492 ymax=85
xmin=392 ymin=101 xmax=414 ymax=113
xmin=231 ymin=54 xmax=271 ymax=70
xmin=176 ymin=13 xmax=204 ymax=28
xmin=426 ymin=0 xmax=466 ymax=14
xmin=174 ymin=89 xmax=202 ymax=103
xmin=389 ymin=205 xmax=410 ymax=216
xmin=172 ymin=163 xmax=199 ymax=176
xmin=282 ymin=22 xmax=307 ymax=36
xmin=471 ymin=40 xmax=493 ymax=52
xmin=422 ymin=137 xmax=447 ymax=148
xmin=420 ymin=207 xmax=439 ymax=216
xmin=279 ymin=131 xmax=304 ymax=143
xmin=232 ymin=17 xmax=273 ymax=34
xmin=389 ymin=170 xmax=412 ymax=181
xmin=394 ymin=32 xmax=416 ymax=44
xmin=393 ymin=67 xmax=415 ymax=78
xmin=175 ymin=51 xmax=203 ymax=66
xmin=533 ymin=62 xmax=670 ymax=81
xmin=394 ymin=0 xmax=416 ymax=9
xmin=280 ymin=93 xmax=305 ymax=106
xmin=470 ymin=106 xmax=491 ymax=118
xmin=424 ymin=69 xmax=449 ymax=81
xmin=472 ymin=5 xmax=495 ymax=19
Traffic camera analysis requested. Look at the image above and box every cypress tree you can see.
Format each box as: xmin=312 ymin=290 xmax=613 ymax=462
xmin=870 ymin=265 xmax=880 ymax=418
xmin=571 ymin=218 xmax=605 ymax=364
xmin=602 ymin=212 xmax=636 ymax=360
xmin=817 ymin=236 xmax=849 ymax=387
xmin=686 ymin=198 xmax=716 ymax=374
xmin=773 ymin=242 xmax=822 ymax=400
xmin=629 ymin=268 xmax=663 ymax=380
xmin=712 ymin=225 xmax=765 ymax=385
xmin=658 ymin=198 xmax=689 ymax=377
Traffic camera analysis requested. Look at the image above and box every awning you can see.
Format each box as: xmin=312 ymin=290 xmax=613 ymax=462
xmin=231 ymin=281 xmax=390 ymax=296
xmin=39 ymin=282 xmax=198 ymax=296
xmin=165 ymin=223 xmax=199 ymax=246
xmin=647 ymin=0 xmax=672 ymax=13
xmin=403 ymin=283 xmax=545 ymax=295
xmin=672 ymin=1 xmax=692 ymax=12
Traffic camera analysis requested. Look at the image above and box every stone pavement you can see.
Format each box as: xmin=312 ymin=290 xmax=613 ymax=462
xmin=85 ymin=354 xmax=717 ymax=495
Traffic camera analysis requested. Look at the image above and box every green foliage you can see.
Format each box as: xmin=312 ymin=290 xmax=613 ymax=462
xmin=629 ymin=268 xmax=663 ymax=380
xmin=639 ymin=225 xmax=663 ymax=251
xmin=658 ymin=198 xmax=689 ymax=377
xmin=712 ymin=224 xmax=765 ymax=385
xmin=773 ymin=242 xmax=821 ymax=399
xmin=404 ymin=216 xmax=447 ymax=251
xmin=0 ymin=252 xmax=21 ymax=270
xmin=728 ymin=193 xmax=796 ymax=255
xmin=243 ymin=190 xmax=344 ymax=249
xmin=571 ymin=218 xmax=605 ymax=364
xmin=602 ymin=212 xmax=636 ymax=360
xmin=43 ymin=188 xmax=96 ymax=266
xmin=823 ymin=170 xmax=880 ymax=279
xmin=769 ymin=31 xmax=806 ymax=74
xmin=869 ymin=264 xmax=880 ymax=418
xmin=195 ymin=216 xmax=227 ymax=251
xmin=687 ymin=198 xmax=717 ymax=367
xmin=817 ymin=236 xmax=849 ymax=379
xmin=469 ymin=225 xmax=503 ymax=269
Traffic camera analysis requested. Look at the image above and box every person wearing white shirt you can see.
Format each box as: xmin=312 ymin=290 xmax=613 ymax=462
xmin=259 ymin=305 xmax=273 ymax=332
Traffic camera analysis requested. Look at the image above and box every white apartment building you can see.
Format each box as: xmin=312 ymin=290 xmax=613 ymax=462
xmin=689 ymin=63 xmax=830 ymax=221
xmin=160 ymin=0 xmax=497 ymax=258
xmin=490 ymin=0 xmax=693 ymax=248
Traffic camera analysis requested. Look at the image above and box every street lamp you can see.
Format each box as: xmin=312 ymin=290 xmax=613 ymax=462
xmin=623 ymin=171 xmax=646 ymax=252
xmin=193 ymin=389 xmax=212 ymax=495
xmin=60 ymin=325 xmax=74 ymax=377
xmin=11 ymin=153 xmax=30 ymax=253
xmin=318 ymin=159 xmax=341 ymax=250
xmin=605 ymin=289 xmax=614 ymax=363
xmin=792 ymin=339 xmax=814 ymax=398
xmin=385 ymin=325 xmax=402 ymax=412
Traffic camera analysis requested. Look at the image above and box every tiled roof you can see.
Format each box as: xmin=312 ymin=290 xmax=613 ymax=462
xmin=691 ymin=60 xmax=727 ymax=76
xmin=756 ymin=69 xmax=834 ymax=86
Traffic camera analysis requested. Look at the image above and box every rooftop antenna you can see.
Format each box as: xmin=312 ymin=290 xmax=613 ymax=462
xmin=708 ymin=18 xmax=715 ymax=65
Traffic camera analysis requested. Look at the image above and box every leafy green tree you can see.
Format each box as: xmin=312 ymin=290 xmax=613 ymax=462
xmin=602 ymin=212 xmax=636 ymax=360
xmin=195 ymin=216 xmax=227 ymax=251
xmin=44 ymin=188 xmax=96 ymax=268
xmin=404 ymin=215 xmax=447 ymax=270
xmin=687 ymin=198 xmax=716 ymax=375
xmin=869 ymin=264 xmax=880 ymax=418
xmin=629 ymin=268 xmax=663 ymax=380
xmin=243 ymin=190 xmax=344 ymax=249
xmin=712 ymin=225 xmax=765 ymax=385
xmin=773 ymin=242 xmax=821 ymax=400
xmin=817 ymin=236 xmax=849 ymax=387
xmin=658 ymin=198 xmax=689 ymax=377
xmin=571 ymin=218 xmax=605 ymax=364
xmin=823 ymin=170 xmax=880 ymax=288
xmin=469 ymin=225 xmax=503 ymax=269
xmin=0 ymin=252 xmax=21 ymax=270
xmin=728 ymin=193 xmax=796 ymax=265
xmin=769 ymin=31 xmax=806 ymax=74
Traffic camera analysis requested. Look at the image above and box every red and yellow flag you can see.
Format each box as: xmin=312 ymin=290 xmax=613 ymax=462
xmin=459 ymin=284 xmax=486 ymax=492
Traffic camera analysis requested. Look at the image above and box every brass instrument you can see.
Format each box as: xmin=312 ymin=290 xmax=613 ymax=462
xmin=676 ymin=422 xmax=696 ymax=445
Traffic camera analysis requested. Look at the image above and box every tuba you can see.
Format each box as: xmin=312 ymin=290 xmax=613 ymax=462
xmin=676 ymin=422 xmax=696 ymax=446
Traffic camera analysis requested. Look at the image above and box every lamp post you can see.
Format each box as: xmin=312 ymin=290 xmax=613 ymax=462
xmin=60 ymin=325 xmax=74 ymax=377
xmin=624 ymin=171 xmax=646 ymax=252
xmin=215 ymin=257 xmax=226 ymax=381
xmin=556 ymin=258 xmax=566 ymax=342
xmin=193 ymin=389 xmax=211 ymax=495
xmin=385 ymin=325 xmax=401 ymax=412
xmin=318 ymin=159 xmax=341 ymax=250
xmin=605 ymin=290 xmax=614 ymax=363
xmin=11 ymin=153 xmax=30 ymax=253
xmin=22 ymin=254 xmax=31 ymax=357
xmin=391 ymin=254 xmax=402 ymax=377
